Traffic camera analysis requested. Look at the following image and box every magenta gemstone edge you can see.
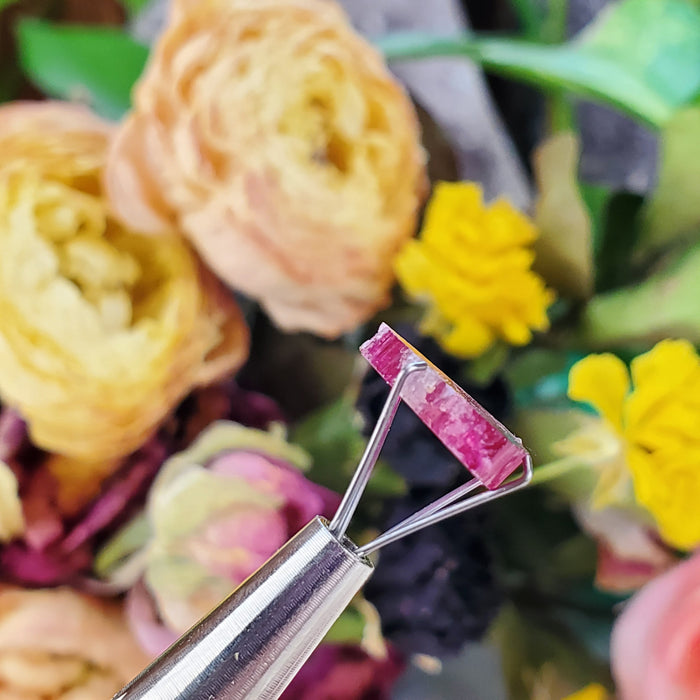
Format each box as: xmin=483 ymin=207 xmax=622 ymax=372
xmin=360 ymin=323 xmax=528 ymax=489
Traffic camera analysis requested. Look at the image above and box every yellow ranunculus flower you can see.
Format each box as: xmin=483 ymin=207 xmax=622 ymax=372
xmin=0 ymin=102 xmax=249 ymax=477
xmin=395 ymin=182 xmax=555 ymax=358
xmin=562 ymin=339 xmax=700 ymax=550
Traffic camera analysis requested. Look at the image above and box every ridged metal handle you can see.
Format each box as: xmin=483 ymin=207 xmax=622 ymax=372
xmin=113 ymin=517 xmax=373 ymax=700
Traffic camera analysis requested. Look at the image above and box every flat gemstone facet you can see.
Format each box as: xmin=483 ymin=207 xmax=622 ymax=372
xmin=360 ymin=323 xmax=527 ymax=489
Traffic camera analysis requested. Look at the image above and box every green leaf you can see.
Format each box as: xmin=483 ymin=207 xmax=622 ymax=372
xmin=507 ymin=0 xmax=546 ymax=40
xmin=638 ymin=107 xmax=700 ymax=254
xmin=16 ymin=18 xmax=149 ymax=120
xmin=582 ymin=243 xmax=700 ymax=346
xmin=580 ymin=183 xmax=612 ymax=258
xmin=94 ymin=513 xmax=150 ymax=578
xmin=490 ymin=604 xmax=612 ymax=700
xmin=378 ymin=0 xmax=700 ymax=128
xmin=292 ymin=397 xmax=406 ymax=498
xmin=506 ymin=348 xmax=584 ymax=410
xmin=0 ymin=0 xmax=20 ymax=11
xmin=324 ymin=606 xmax=366 ymax=645
xmin=292 ymin=398 xmax=367 ymax=493
xmin=364 ymin=459 xmax=407 ymax=497
xmin=533 ymin=132 xmax=595 ymax=300
xmin=463 ymin=342 xmax=510 ymax=385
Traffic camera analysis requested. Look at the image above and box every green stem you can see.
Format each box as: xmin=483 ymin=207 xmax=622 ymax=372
xmin=543 ymin=0 xmax=576 ymax=132
xmin=509 ymin=0 xmax=545 ymax=40
xmin=530 ymin=457 xmax=588 ymax=486
xmin=542 ymin=0 xmax=569 ymax=44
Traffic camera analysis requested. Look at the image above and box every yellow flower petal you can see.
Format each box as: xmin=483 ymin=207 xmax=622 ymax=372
xmin=568 ymin=353 xmax=630 ymax=430
xmin=628 ymin=444 xmax=700 ymax=550
xmin=564 ymin=683 xmax=609 ymax=700
xmin=566 ymin=340 xmax=700 ymax=553
xmin=626 ymin=339 xmax=700 ymax=434
xmin=0 ymin=460 xmax=24 ymax=543
xmin=394 ymin=180 xmax=554 ymax=358
xmin=437 ymin=316 xmax=495 ymax=358
xmin=630 ymin=338 xmax=698 ymax=387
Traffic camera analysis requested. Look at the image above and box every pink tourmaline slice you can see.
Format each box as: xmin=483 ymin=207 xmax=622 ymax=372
xmin=360 ymin=324 xmax=528 ymax=489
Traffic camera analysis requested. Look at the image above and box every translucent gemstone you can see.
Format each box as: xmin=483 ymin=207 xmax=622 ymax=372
xmin=360 ymin=323 xmax=528 ymax=489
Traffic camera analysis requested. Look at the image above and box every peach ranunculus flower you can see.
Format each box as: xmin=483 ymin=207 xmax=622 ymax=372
xmin=105 ymin=0 xmax=427 ymax=338
xmin=0 ymin=102 xmax=248 ymax=474
xmin=611 ymin=551 xmax=700 ymax=700
xmin=0 ymin=586 xmax=148 ymax=698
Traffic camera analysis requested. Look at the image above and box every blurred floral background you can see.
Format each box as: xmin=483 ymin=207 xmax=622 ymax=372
xmin=0 ymin=0 xmax=699 ymax=698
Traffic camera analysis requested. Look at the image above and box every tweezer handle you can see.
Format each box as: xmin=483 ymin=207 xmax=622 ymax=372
xmin=113 ymin=517 xmax=373 ymax=700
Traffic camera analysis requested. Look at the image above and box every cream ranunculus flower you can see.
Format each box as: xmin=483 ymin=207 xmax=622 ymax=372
xmin=105 ymin=0 xmax=426 ymax=338
xmin=0 ymin=101 xmax=249 ymax=469
xmin=0 ymin=586 xmax=147 ymax=699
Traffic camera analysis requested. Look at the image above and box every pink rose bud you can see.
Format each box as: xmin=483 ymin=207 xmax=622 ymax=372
xmin=101 ymin=421 xmax=339 ymax=654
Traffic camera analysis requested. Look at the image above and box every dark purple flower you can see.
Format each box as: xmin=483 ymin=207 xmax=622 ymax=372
xmin=365 ymin=493 xmax=503 ymax=657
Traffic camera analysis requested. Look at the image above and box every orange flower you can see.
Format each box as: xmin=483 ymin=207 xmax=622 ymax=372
xmin=105 ymin=0 xmax=426 ymax=338
xmin=0 ymin=586 xmax=147 ymax=698
xmin=0 ymin=102 xmax=248 ymax=472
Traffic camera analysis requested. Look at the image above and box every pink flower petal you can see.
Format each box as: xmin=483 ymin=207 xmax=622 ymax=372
xmin=0 ymin=543 xmax=91 ymax=585
xmin=0 ymin=408 xmax=26 ymax=462
xmin=612 ymin=552 xmax=700 ymax=700
xmin=126 ymin=582 xmax=178 ymax=657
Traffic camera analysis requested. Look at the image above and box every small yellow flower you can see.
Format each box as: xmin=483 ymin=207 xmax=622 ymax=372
xmin=562 ymin=339 xmax=700 ymax=550
xmin=394 ymin=182 xmax=554 ymax=358
xmin=564 ymin=683 xmax=609 ymax=700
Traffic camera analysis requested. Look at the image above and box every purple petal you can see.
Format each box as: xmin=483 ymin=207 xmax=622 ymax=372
xmin=282 ymin=644 xmax=405 ymax=700
xmin=22 ymin=469 xmax=63 ymax=550
xmin=0 ymin=543 xmax=91 ymax=585
xmin=62 ymin=438 xmax=167 ymax=553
